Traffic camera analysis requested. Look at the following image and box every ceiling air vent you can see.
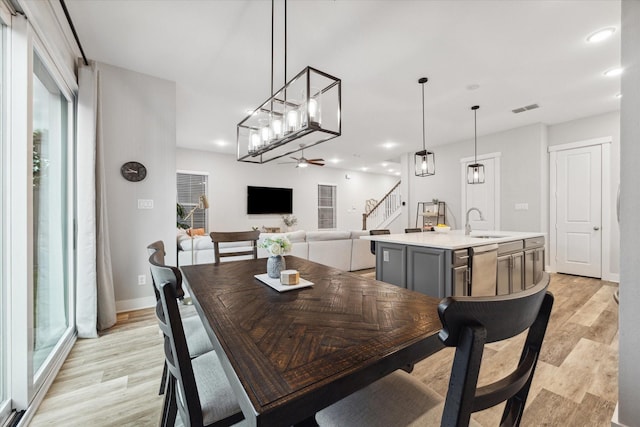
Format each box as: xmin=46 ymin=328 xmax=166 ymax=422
xmin=512 ymin=103 xmax=540 ymax=114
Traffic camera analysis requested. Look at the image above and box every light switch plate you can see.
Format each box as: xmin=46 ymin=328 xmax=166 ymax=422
xmin=138 ymin=199 xmax=154 ymax=209
xmin=515 ymin=203 xmax=529 ymax=210
xmin=383 ymin=250 xmax=390 ymax=262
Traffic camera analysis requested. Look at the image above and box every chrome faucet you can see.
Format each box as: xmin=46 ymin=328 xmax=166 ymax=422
xmin=465 ymin=207 xmax=485 ymax=235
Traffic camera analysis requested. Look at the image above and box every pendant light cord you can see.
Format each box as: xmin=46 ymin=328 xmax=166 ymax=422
xmin=474 ymin=108 xmax=477 ymax=162
xmin=472 ymin=105 xmax=480 ymax=163
xmin=284 ymin=0 xmax=287 ymax=85
xmin=421 ymin=82 xmax=426 ymax=150
xmin=271 ymin=0 xmax=274 ymax=97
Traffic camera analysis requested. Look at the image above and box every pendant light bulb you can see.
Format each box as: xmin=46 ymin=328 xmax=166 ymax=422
xmin=415 ymin=77 xmax=435 ymax=177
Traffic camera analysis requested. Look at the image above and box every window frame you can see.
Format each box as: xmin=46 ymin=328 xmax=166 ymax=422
xmin=317 ymin=183 xmax=337 ymax=229
xmin=0 ymin=8 xmax=10 ymax=425
xmin=9 ymin=15 xmax=77 ymax=412
xmin=177 ymin=170 xmax=209 ymax=231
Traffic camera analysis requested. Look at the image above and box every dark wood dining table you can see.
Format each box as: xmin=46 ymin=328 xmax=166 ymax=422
xmin=181 ymin=256 xmax=444 ymax=427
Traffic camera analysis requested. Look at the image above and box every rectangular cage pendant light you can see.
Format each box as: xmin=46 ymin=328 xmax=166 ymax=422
xmin=415 ymin=150 xmax=435 ymax=177
xmin=467 ymin=163 xmax=485 ymax=184
xmin=237 ymin=66 xmax=341 ymax=164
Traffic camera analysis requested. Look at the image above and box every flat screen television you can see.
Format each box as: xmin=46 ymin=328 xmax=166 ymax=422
xmin=247 ymin=186 xmax=293 ymax=214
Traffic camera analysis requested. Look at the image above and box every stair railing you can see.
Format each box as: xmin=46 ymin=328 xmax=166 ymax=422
xmin=362 ymin=181 xmax=401 ymax=230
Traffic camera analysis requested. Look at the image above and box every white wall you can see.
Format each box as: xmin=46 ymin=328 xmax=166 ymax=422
xmin=100 ymin=63 xmax=176 ymax=310
xmin=548 ymin=111 xmax=620 ymax=276
xmin=176 ymin=148 xmax=398 ymax=233
xmin=405 ymin=123 xmax=547 ymax=232
xmin=618 ymin=1 xmax=640 ymax=424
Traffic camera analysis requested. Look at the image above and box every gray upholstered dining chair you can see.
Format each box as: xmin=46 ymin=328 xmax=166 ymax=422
xmin=147 ymin=241 xmax=213 ymax=396
xmin=157 ymin=278 xmax=245 ymax=427
xmin=369 ymin=229 xmax=390 ymax=255
xmin=209 ymin=230 xmax=260 ymax=264
xmin=316 ymin=272 xmax=554 ymax=427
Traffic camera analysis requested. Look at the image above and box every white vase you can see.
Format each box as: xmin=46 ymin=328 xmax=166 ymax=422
xmin=267 ymin=255 xmax=286 ymax=279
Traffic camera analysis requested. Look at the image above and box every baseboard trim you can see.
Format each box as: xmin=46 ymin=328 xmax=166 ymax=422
xmin=611 ymin=403 xmax=629 ymax=427
xmin=604 ymin=272 xmax=620 ymax=283
xmin=115 ymin=296 xmax=156 ymax=313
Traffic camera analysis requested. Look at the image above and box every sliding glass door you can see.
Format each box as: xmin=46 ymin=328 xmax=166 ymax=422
xmin=31 ymin=51 xmax=73 ymax=378
xmin=0 ymin=18 xmax=8 ymax=426
xmin=3 ymin=5 xmax=76 ymax=417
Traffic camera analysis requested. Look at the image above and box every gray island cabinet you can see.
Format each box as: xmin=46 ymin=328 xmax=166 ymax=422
xmin=363 ymin=230 xmax=545 ymax=298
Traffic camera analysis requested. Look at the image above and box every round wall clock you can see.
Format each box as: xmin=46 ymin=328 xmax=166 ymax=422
xmin=120 ymin=161 xmax=147 ymax=182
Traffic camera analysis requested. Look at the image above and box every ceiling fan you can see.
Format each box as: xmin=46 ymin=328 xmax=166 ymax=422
xmin=280 ymin=145 xmax=325 ymax=168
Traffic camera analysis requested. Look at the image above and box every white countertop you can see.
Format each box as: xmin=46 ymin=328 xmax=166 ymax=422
xmin=361 ymin=230 xmax=545 ymax=250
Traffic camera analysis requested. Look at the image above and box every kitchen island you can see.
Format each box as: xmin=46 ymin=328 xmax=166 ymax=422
xmin=363 ymin=230 xmax=545 ymax=298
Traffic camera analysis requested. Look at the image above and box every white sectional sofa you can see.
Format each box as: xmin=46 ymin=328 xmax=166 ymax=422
xmin=177 ymin=229 xmax=374 ymax=272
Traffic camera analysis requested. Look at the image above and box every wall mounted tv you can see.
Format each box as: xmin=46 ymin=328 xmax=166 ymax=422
xmin=247 ymin=186 xmax=293 ymax=214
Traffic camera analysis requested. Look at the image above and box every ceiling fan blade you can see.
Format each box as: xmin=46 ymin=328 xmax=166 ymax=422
xmin=307 ymin=158 xmax=324 ymax=162
xmin=308 ymin=161 xmax=325 ymax=166
xmin=290 ymin=156 xmax=300 ymax=161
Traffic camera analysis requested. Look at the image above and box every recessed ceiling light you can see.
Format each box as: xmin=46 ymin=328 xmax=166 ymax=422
xmin=586 ymin=27 xmax=616 ymax=43
xmin=382 ymin=142 xmax=396 ymax=149
xmin=616 ymin=93 xmax=622 ymax=99
xmin=329 ymin=158 xmax=342 ymax=164
xmin=214 ymin=139 xmax=228 ymax=147
xmin=381 ymin=162 xmax=388 ymax=167
xmin=361 ymin=167 xmax=369 ymax=172
xmin=395 ymin=172 xmax=401 ymax=176
xmin=388 ymin=169 xmax=395 ymax=173
xmin=604 ymin=67 xmax=623 ymax=77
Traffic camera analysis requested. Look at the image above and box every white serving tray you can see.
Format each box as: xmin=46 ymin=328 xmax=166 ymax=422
xmin=254 ymin=273 xmax=314 ymax=292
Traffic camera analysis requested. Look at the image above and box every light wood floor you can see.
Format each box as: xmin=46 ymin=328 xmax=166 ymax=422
xmin=29 ymin=273 xmax=618 ymax=426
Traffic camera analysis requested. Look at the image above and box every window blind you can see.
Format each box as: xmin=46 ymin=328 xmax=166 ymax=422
xmin=177 ymin=172 xmax=208 ymax=230
xmin=318 ymin=184 xmax=336 ymax=229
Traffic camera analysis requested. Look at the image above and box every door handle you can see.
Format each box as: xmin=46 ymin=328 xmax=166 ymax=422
xmin=594 ymin=226 xmax=600 ymax=231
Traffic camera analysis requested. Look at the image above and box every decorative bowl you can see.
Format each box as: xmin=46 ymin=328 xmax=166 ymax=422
xmin=434 ymin=225 xmax=451 ymax=233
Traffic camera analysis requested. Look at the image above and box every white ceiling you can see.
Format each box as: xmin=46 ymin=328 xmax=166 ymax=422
xmin=65 ymin=0 xmax=621 ymax=176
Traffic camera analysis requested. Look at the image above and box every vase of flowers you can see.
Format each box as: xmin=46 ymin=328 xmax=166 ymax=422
xmin=260 ymin=236 xmax=292 ymax=278
xmin=282 ymin=214 xmax=298 ymax=232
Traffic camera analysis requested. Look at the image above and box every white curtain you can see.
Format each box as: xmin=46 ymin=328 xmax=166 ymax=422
xmin=76 ymin=60 xmax=116 ymax=337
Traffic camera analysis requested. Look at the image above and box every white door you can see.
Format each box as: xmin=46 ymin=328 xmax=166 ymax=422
xmin=461 ymin=156 xmax=499 ymax=231
xmin=555 ymin=145 xmax=602 ymax=278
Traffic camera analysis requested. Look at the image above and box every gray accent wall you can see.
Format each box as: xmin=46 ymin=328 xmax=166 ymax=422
xmin=618 ymin=0 xmax=639 ymax=424
xmin=100 ymin=63 xmax=176 ymax=311
xmin=406 ymin=123 xmax=547 ymax=232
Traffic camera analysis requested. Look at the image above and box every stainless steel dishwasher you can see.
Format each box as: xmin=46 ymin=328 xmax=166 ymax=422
xmin=469 ymin=243 xmax=499 ymax=296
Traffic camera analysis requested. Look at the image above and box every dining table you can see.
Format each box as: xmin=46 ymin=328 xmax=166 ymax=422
xmin=181 ymin=255 xmax=444 ymax=427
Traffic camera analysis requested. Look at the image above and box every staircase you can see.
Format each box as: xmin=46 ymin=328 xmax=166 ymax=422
xmin=362 ymin=181 xmax=402 ymax=230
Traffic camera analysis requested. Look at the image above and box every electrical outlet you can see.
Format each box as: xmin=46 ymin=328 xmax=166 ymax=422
xmin=138 ymin=274 xmax=146 ymax=285
xmin=515 ymin=203 xmax=529 ymax=211
xmin=383 ymin=250 xmax=390 ymax=262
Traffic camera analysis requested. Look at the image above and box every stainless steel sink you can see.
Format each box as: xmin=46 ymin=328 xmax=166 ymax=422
xmin=470 ymin=235 xmax=509 ymax=239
